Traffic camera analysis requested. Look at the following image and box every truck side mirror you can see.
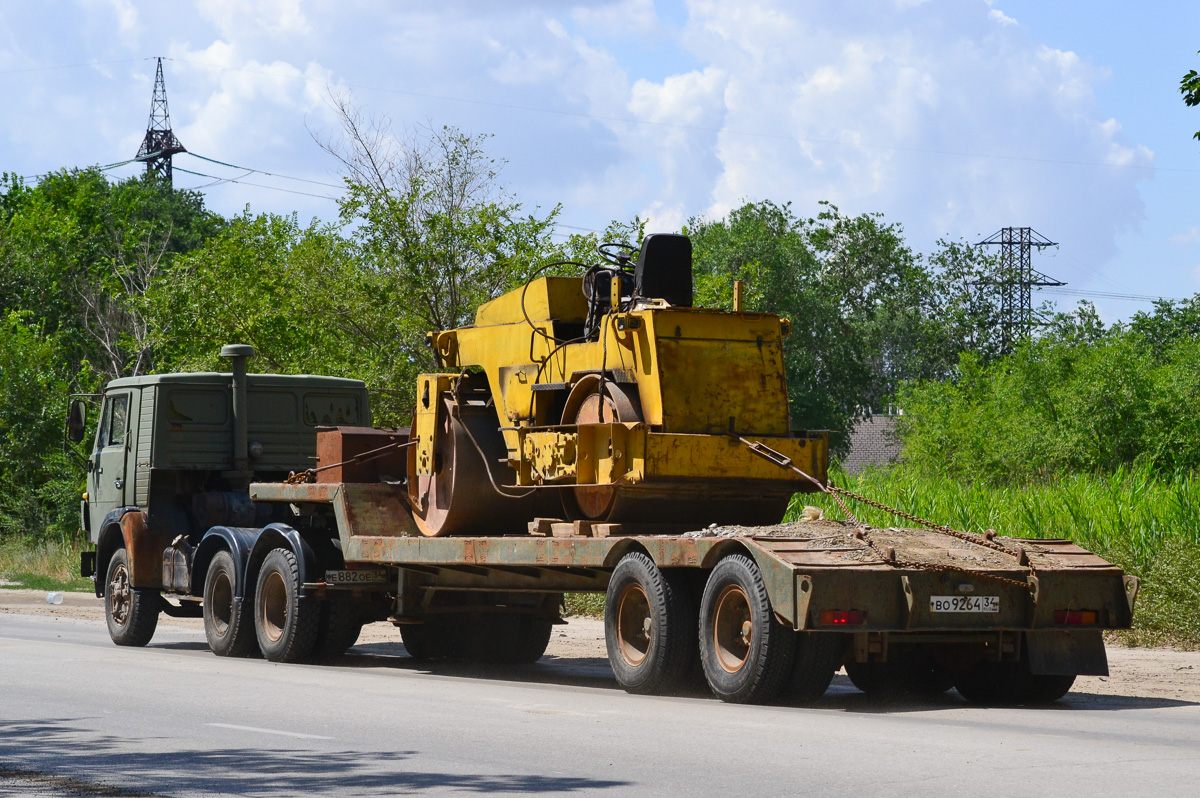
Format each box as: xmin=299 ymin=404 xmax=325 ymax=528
xmin=67 ymin=400 xmax=87 ymax=443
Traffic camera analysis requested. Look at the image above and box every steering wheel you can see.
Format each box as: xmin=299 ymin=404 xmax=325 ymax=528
xmin=597 ymin=242 xmax=639 ymax=269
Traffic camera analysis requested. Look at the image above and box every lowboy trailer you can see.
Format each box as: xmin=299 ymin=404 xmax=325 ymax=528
xmin=69 ymin=233 xmax=1138 ymax=705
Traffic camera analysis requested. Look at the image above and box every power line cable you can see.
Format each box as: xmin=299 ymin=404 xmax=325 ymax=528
xmin=0 ymin=57 xmax=151 ymax=76
xmin=173 ymin=167 xmax=339 ymax=201
xmin=184 ymin=152 xmax=344 ymax=189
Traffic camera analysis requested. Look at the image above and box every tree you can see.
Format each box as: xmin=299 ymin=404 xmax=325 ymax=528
xmin=1181 ymin=51 xmax=1200 ymax=141
xmin=316 ymin=97 xmax=565 ymax=337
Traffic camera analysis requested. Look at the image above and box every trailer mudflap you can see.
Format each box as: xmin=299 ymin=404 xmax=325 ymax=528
xmin=1026 ymin=630 xmax=1108 ymax=676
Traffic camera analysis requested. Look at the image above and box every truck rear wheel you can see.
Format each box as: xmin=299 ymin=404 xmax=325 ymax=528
xmin=203 ymin=550 xmax=257 ymax=657
xmin=700 ymin=554 xmax=795 ymax=704
xmin=105 ymin=547 xmax=159 ymax=647
xmin=253 ymin=548 xmax=320 ymax=663
xmin=605 ymin=553 xmax=696 ymax=695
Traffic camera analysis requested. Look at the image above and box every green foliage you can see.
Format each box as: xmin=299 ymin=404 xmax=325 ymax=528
xmin=1181 ymin=50 xmax=1200 ymax=141
xmin=898 ymin=300 xmax=1200 ymax=484
xmin=790 ymin=463 xmax=1200 ymax=646
xmin=0 ymin=314 xmax=93 ymax=540
xmin=687 ymin=200 xmax=948 ymax=440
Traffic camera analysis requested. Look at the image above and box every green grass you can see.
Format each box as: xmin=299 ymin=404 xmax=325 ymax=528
xmin=564 ymin=592 xmax=605 ymax=618
xmin=0 ymin=536 xmax=93 ymax=592
xmin=788 ymin=463 xmax=1200 ymax=648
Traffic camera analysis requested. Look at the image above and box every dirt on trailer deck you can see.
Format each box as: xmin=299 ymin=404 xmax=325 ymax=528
xmin=2 ymin=588 xmax=1197 ymax=705
xmin=687 ymin=518 xmax=1082 ymax=570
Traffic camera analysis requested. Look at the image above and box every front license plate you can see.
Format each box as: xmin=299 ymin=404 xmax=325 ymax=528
xmin=326 ymin=569 xmax=389 ymax=585
xmin=930 ymin=595 xmax=1000 ymax=613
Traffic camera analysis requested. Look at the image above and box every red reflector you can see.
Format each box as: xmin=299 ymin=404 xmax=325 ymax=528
xmin=1054 ymin=610 xmax=1098 ymax=625
xmin=819 ymin=610 xmax=866 ymax=626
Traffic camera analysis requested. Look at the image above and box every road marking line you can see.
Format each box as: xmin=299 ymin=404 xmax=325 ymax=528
xmin=206 ymin=722 xmax=332 ymax=740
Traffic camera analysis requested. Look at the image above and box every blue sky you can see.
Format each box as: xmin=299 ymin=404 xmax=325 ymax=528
xmin=2 ymin=0 xmax=1198 ymax=321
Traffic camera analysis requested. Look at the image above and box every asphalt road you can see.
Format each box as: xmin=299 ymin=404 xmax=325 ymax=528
xmin=1 ymin=613 xmax=1198 ymax=798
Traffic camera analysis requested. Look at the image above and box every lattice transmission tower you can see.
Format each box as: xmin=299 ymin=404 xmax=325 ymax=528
xmin=977 ymin=227 xmax=1063 ymax=353
xmin=134 ymin=57 xmax=186 ymax=183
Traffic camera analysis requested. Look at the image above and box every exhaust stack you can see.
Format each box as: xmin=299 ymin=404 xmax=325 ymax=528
xmin=220 ymin=344 xmax=256 ymax=475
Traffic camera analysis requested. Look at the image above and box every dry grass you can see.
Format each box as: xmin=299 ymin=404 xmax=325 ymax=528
xmin=0 ymin=536 xmax=93 ymax=592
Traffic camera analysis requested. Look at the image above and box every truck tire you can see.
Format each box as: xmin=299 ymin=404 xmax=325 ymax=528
xmin=699 ymin=554 xmax=795 ymax=704
xmin=253 ymin=548 xmax=320 ymax=663
xmin=605 ymin=552 xmax=696 ymax=695
xmin=104 ymin=547 xmax=159 ymax=647
xmin=789 ymin=632 xmax=845 ymax=704
xmin=313 ymin=598 xmax=364 ymax=661
xmin=203 ymin=550 xmax=257 ymax=657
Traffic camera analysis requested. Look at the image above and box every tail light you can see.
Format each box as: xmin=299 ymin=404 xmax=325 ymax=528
xmin=1054 ymin=610 xmax=1098 ymax=625
xmin=819 ymin=610 xmax=866 ymax=626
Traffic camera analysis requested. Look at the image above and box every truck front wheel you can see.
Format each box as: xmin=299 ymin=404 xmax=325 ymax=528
xmin=699 ymin=554 xmax=795 ymax=704
xmin=104 ymin=548 xmax=159 ymax=647
xmin=203 ymin=550 xmax=257 ymax=657
xmin=253 ymin=548 xmax=320 ymax=663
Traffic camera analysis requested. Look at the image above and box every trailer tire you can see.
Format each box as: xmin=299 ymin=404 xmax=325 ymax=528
xmin=1023 ymin=674 xmax=1076 ymax=704
xmin=313 ymin=598 xmax=363 ymax=661
xmin=203 ymin=550 xmax=256 ymax=657
xmin=952 ymin=662 xmax=1029 ymax=705
xmin=105 ymin=548 xmax=159 ymax=647
xmin=605 ymin=553 xmax=696 ymax=695
xmin=253 ymin=548 xmax=320 ymax=663
xmin=400 ymin=619 xmax=455 ymax=660
xmin=846 ymin=649 xmax=952 ymax=700
xmin=699 ymin=554 xmax=795 ymax=704
xmin=508 ymin=616 xmax=554 ymax=664
xmin=789 ymin=632 xmax=845 ymax=704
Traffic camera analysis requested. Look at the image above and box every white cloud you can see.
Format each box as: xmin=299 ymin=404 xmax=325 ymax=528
xmin=1173 ymin=227 xmax=1200 ymax=245
xmin=570 ymin=0 xmax=659 ymax=37
xmin=194 ymin=0 xmax=309 ymax=38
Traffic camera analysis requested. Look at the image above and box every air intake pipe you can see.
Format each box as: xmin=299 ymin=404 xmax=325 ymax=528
xmin=220 ymin=344 xmax=256 ymax=476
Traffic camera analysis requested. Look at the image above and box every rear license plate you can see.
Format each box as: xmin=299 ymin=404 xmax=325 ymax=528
xmin=325 ymin=569 xmax=389 ymax=585
xmin=930 ymin=595 xmax=1000 ymax=613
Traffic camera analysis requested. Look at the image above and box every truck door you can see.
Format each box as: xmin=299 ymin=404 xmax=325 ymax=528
xmin=88 ymin=392 xmax=131 ymax=535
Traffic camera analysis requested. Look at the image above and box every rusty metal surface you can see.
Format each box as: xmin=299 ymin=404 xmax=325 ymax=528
xmin=251 ymin=478 xmax=1134 ymax=635
xmin=120 ymin=510 xmax=172 ymax=589
xmin=315 ymin=426 xmax=410 ymax=483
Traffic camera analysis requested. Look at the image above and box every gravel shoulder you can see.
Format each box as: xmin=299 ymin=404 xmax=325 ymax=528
xmin=3 ymin=588 xmax=1197 ymax=704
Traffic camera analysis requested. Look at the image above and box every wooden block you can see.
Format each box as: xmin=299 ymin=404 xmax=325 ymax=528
xmin=592 ymin=523 xmax=624 ymax=538
xmin=551 ymin=521 xmax=594 ymax=538
xmin=528 ymin=517 xmax=558 ymax=537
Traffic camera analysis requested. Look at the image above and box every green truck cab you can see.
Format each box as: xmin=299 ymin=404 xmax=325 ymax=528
xmin=71 ymin=345 xmax=373 ymax=650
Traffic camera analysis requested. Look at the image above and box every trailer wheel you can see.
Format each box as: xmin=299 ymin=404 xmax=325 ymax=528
xmin=788 ymin=632 xmax=845 ymax=704
xmin=508 ymin=616 xmax=555 ymax=664
xmin=952 ymin=662 xmax=1029 ymax=705
xmin=605 ymin=553 xmax=696 ymax=695
xmin=400 ymin=619 xmax=455 ymax=660
xmin=846 ymin=649 xmax=952 ymax=700
xmin=104 ymin=548 xmax=159 ymax=647
xmin=1023 ymin=674 xmax=1076 ymax=704
xmin=700 ymin=554 xmax=795 ymax=704
xmin=253 ymin=548 xmax=320 ymax=663
xmin=313 ymin=598 xmax=364 ymax=661
xmin=203 ymin=550 xmax=256 ymax=657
